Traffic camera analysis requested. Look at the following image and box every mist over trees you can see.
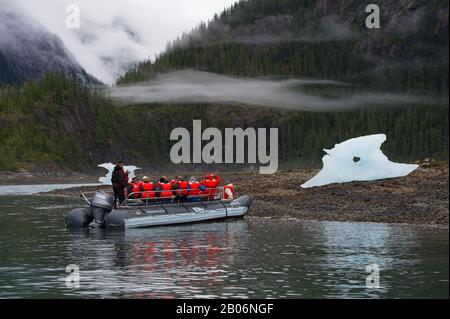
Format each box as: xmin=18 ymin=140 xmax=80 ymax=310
xmin=0 ymin=0 xmax=448 ymax=173
xmin=0 ymin=73 xmax=447 ymax=173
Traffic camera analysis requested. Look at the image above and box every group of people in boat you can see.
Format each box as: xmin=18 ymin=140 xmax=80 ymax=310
xmin=111 ymin=161 xmax=235 ymax=207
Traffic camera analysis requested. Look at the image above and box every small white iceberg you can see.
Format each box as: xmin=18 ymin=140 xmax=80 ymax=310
xmin=98 ymin=163 xmax=141 ymax=185
xmin=301 ymin=134 xmax=418 ymax=188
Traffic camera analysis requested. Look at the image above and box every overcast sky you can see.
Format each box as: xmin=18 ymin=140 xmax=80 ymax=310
xmin=14 ymin=0 xmax=237 ymax=84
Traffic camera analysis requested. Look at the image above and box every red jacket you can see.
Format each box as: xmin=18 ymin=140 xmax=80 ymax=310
xmin=223 ymin=185 xmax=235 ymax=200
xmin=178 ymin=181 xmax=189 ymax=196
xmin=141 ymin=182 xmax=154 ymax=199
xmin=129 ymin=182 xmax=142 ymax=198
xmin=189 ymin=181 xmax=201 ymax=196
xmin=160 ymin=182 xmax=173 ymax=198
xmin=203 ymin=175 xmax=221 ymax=199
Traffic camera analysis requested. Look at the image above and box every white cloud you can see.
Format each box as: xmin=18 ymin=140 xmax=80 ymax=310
xmin=14 ymin=0 xmax=237 ymax=84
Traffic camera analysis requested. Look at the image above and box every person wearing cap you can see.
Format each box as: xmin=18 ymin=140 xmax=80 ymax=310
xmin=111 ymin=160 xmax=129 ymax=208
xmin=140 ymin=176 xmax=155 ymax=202
xmin=127 ymin=176 xmax=142 ymax=199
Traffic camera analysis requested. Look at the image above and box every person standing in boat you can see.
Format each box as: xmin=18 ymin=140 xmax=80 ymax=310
xmin=111 ymin=160 xmax=129 ymax=208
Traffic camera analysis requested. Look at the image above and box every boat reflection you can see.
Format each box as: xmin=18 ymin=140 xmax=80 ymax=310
xmin=67 ymin=221 xmax=248 ymax=298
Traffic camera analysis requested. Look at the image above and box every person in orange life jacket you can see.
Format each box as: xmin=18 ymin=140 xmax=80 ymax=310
xmin=222 ymin=181 xmax=236 ymax=200
xmin=171 ymin=176 xmax=188 ymax=201
xmin=152 ymin=179 xmax=162 ymax=198
xmin=127 ymin=177 xmax=142 ymax=199
xmin=187 ymin=177 xmax=205 ymax=202
xmin=168 ymin=176 xmax=180 ymax=193
xmin=170 ymin=177 xmax=179 ymax=186
xmin=158 ymin=177 xmax=173 ymax=203
xmin=140 ymin=176 xmax=155 ymax=202
xmin=178 ymin=176 xmax=189 ymax=197
xmin=203 ymin=173 xmax=221 ymax=200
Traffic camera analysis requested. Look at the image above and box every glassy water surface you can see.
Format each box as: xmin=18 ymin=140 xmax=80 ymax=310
xmin=0 ymin=194 xmax=448 ymax=298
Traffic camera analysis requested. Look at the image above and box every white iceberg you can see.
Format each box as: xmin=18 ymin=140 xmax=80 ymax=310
xmin=98 ymin=163 xmax=141 ymax=185
xmin=301 ymin=134 xmax=418 ymax=188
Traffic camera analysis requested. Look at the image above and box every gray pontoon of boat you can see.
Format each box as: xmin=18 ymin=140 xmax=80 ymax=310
xmin=66 ymin=190 xmax=251 ymax=230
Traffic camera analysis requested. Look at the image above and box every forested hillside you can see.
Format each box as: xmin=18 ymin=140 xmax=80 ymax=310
xmin=0 ymin=0 xmax=448 ymax=173
xmin=0 ymin=73 xmax=447 ymax=173
xmin=118 ymin=0 xmax=448 ymax=94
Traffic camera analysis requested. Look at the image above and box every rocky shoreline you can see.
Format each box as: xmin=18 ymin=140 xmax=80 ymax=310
xmin=32 ymin=161 xmax=449 ymax=228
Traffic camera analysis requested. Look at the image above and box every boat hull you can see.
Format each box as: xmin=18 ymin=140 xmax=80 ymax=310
xmin=66 ymin=195 xmax=251 ymax=230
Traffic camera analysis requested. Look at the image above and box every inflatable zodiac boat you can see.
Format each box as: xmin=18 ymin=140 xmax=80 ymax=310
xmin=66 ymin=191 xmax=251 ymax=230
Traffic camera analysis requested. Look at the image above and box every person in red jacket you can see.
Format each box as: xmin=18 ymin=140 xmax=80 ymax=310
xmin=172 ymin=176 xmax=189 ymax=201
xmin=202 ymin=173 xmax=221 ymax=201
xmin=188 ymin=177 xmax=205 ymax=202
xmin=127 ymin=177 xmax=142 ymax=199
xmin=140 ymin=176 xmax=155 ymax=203
xmin=222 ymin=181 xmax=235 ymax=200
xmin=158 ymin=177 xmax=173 ymax=203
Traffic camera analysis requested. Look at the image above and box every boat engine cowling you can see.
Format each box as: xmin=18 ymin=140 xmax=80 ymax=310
xmin=90 ymin=191 xmax=114 ymax=227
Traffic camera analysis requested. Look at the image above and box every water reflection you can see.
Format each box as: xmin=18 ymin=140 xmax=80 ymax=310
xmin=65 ymin=222 xmax=247 ymax=298
xmin=0 ymin=195 xmax=448 ymax=298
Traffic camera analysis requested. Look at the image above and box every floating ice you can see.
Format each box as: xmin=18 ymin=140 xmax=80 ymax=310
xmin=98 ymin=163 xmax=141 ymax=185
xmin=301 ymin=134 xmax=418 ymax=188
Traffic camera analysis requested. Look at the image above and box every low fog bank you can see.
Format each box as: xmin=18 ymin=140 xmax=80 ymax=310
xmin=107 ymin=70 xmax=426 ymax=111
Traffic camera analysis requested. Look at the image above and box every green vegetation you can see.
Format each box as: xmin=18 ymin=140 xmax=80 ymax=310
xmin=0 ymin=0 xmax=448 ymax=173
xmin=0 ymin=73 xmax=447 ymax=172
xmin=118 ymin=0 xmax=448 ymax=95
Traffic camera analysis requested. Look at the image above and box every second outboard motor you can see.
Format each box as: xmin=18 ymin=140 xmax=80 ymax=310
xmin=90 ymin=191 xmax=114 ymax=228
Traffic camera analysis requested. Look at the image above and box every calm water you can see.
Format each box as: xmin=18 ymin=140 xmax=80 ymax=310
xmin=0 ymin=184 xmax=102 ymax=195
xmin=0 ymin=194 xmax=448 ymax=299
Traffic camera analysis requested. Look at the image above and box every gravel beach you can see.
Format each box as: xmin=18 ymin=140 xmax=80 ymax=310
xmin=32 ymin=161 xmax=449 ymax=228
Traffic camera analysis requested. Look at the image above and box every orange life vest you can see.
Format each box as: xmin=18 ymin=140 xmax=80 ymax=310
xmin=178 ymin=181 xmax=189 ymax=196
xmin=160 ymin=182 xmax=173 ymax=198
xmin=130 ymin=182 xmax=142 ymax=198
xmin=188 ymin=181 xmax=201 ymax=196
xmin=141 ymin=182 xmax=154 ymax=199
xmin=204 ymin=175 xmax=220 ymax=199
xmin=203 ymin=178 xmax=217 ymax=199
xmin=223 ymin=185 xmax=235 ymax=200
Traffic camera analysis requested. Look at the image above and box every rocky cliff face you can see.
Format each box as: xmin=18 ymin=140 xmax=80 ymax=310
xmin=0 ymin=1 xmax=97 ymax=86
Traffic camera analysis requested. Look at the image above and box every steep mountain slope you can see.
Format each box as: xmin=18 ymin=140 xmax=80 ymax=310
xmin=0 ymin=1 xmax=97 ymax=86
xmin=0 ymin=0 xmax=448 ymax=173
xmin=119 ymin=0 xmax=448 ymax=94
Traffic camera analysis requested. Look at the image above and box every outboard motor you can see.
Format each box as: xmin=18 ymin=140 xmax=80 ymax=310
xmin=90 ymin=191 xmax=114 ymax=228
